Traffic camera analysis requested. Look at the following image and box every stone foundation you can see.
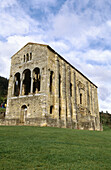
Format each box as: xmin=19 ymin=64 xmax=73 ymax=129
xmin=0 ymin=117 xmax=103 ymax=131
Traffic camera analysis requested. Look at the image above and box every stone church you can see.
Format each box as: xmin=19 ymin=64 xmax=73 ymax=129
xmin=4 ymin=42 xmax=101 ymax=130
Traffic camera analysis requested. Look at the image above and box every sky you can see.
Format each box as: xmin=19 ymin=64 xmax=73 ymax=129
xmin=0 ymin=0 xmax=111 ymax=112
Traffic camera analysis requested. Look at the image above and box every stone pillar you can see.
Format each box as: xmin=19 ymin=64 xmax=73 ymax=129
xmin=41 ymin=68 xmax=44 ymax=92
xmin=12 ymin=76 xmax=15 ymax=96
xmin=21 ymin=73 xmax=25 ymax=95
xmin=54 ymin=54 xmax=59 ymax=123
xmin=20 ymin=73 xmax=23 ymax=95
xmin=94 ymin=87 xmax=100 ymax=130
xmin=71 ymin=70 xmax=77 ymax=128
xmin=66 ymin=65 xmax=71 ymax=124
xmin=61 ymin=61 xmax=66 ymax=127
xmin=30 ymin=70 xmax=33 ymax=94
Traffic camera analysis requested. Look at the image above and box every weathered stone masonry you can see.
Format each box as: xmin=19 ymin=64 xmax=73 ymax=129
xmin=1 ymin=42 xmax=101 ymax=130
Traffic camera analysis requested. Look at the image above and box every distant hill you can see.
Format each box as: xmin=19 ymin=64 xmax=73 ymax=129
xmin=0 ymin=76 xmax=8 ymax=104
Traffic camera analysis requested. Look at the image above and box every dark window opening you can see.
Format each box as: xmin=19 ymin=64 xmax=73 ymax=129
xmin=50 ymin=71 xmax=54 ymax=93
xmin=24 ymin=55 xmax=25 ymax=62
xmin=23 ymin=69 xmax=31 ymax=95
xmin=33 ymin=67 xmax=40 ymax=93
xmin=70 ymin=83 xmax=72 ymax=97
xmin=30 ymin=53 xmax=32 ymax=60
xmin=27 ymin=53 xmax=29 ymax=62
xmin=14 ymin=73 xmax=20 ymax=96
xmin=59 ymin=74 xmax=61 ymax=98
xmin=80 ymin=93 xmax=82 ymax=104
xmin=50 ymin=106 xmax=53 ymax=114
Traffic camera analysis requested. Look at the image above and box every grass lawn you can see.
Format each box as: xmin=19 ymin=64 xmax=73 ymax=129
xmin=0 ymin=126 xmax=111 ymax=170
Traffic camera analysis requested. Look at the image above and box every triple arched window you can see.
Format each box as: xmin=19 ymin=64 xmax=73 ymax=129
xmin=14 ymin=67 xmax=40 ymax=96
xmin=24 ymin=53 xmax=32 ymax=62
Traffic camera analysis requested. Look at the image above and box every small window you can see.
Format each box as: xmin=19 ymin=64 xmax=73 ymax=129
xmin=50 ymin=106 xmax=53 ymax=114
xmin=70 ymin=83 xmax=72 ymax=97
xmin=27 ymin=53 xmax=29 ymax=61
xmin=24 ymin=55 xmax=25 ymax=62
xmin=30 ymin=53 xmax=32 ymax=60
xmin=50 ymin=71 xmax=54 ymax=93
xmin=80 ymin=93 xmax=82 ymax=104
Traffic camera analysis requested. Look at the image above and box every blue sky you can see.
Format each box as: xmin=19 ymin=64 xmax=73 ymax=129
xmin=0 ymin=0 xmax=111 ymax=112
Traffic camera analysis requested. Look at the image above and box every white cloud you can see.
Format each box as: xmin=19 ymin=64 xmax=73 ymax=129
xmin=0 ymin=0 xmax=17 ymax=8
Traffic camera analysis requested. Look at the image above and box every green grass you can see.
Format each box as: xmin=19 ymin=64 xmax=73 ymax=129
xmin=0 ymin=126 xmax=111 ymax=170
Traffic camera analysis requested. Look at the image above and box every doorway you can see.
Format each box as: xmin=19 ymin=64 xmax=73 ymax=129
xmin=20 ymin=105 xmax=27 ymax=123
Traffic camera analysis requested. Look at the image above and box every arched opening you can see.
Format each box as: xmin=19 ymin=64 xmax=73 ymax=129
xmin=33 ymin=67 xmax=40 ymax=93
xmin=14 ymin=72 xmax=20 ymax=96
xmin=20 ymin=105 xmax=27 ymax=123
xmin=22 ymin=69 xmax=31 ymax=95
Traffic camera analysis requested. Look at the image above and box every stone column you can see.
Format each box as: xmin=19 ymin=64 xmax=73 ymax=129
xmin=20 ymin=73 xmax=23 ymax=95
xmin=40 ymin=68 xmax=43 ymax=92
xmin=61 ymin=61 xmax=66 ymax=127
xmin=30 ymin=70 xmax=33 ymax=94
xmin=94 ymin=87 xmax=100 ymax=130
xmin=21 ymin=73 xmax=25 ymax=95
xmin=66 ymin=65 xmax=71 ymax=123
xmin=12 ymin=76 xmax=15 ymax=96
xmin=54 ymin=54 xmax=59 ymax=123
xmin=71 ymin=70 xmax=77 ymax=127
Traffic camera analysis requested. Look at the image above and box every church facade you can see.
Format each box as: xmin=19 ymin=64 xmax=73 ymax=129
xmin=4 ymin=43 xmax=101 ymax=130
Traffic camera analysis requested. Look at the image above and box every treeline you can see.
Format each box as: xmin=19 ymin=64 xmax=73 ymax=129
xmin=0 ymin=76 xmax=8 ymax=105
xmin=100 ymin=111 xmax=111 ymax=127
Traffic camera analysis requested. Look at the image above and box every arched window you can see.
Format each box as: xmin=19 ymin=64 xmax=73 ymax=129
xmin=24 ymin=55 xmax=25 ymax=62
xmin=30 ymin=53 xmax=32 ymax=60
xmin=70 ymin=83 xmax=72 ymax=97
xmin=27 ymin=53 xmax=29 ymax=62
xmin=50 ymin=71 xmax=54 ymax=93
xmin=80 ymin=93 xmax=82 ymax=104
xmin=59 ymin=74 xmax=61 ymax=98
xmin=14 ymin=72 xmax=20 ymax=96
xmin=59 ymin=106 xmax=61 ymax=119
xmin=33 ymin=67 xmax=40 ymax=93
xmin=22 ymin=69 xmax=31 ymax=95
